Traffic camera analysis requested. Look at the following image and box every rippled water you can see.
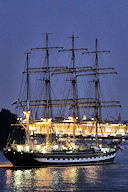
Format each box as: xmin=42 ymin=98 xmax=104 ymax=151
xmin=0 ymin=141 xmax=128 ymax=191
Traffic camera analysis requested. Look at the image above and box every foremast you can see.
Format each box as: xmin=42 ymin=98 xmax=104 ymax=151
xmin=24 ymin=52 xmax=31 ymax=145
xmin=30 ymin=33 xmax=64 ymax=146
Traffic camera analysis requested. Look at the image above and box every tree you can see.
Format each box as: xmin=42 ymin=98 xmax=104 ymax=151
xmin=0 ymin=108 xmax=17 ymax=149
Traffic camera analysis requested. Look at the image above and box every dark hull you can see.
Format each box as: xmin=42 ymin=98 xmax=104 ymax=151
xmin=4 ymin=150 xmax=116 ymax=167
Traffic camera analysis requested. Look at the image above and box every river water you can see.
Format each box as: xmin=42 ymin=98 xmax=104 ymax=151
xmin=0 ymin=141 xmax=128 ymax=192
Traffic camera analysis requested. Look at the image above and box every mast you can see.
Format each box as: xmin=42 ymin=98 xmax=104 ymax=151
xmin=30 ymin=33 xmax=64 ymax=145
xmin=25 ymin=52 xmax=31 ymax=110
xmin=24 ymin=52 xmax=31 ymax=146
xmin=30 ymin=33 xmax=63 ymax=118
xmin=58 ymin=34 xmax=88 ymax=139
xmin=82 ymin=38 xmax=112 ymax=146
xmin=72 ymin=34 xmax=76 ymax=118
xmin=24 ymin=110 xmax=30 ymax=145
xmin=45 ymin=33 xmax=50 ymax=145
xmin=45 ymin=33 xmax=50 ymax=119
xmin=95 ymin=38 xmax=99 ymax=146
xmin=72 ymin=34 xmax=76 ymax=139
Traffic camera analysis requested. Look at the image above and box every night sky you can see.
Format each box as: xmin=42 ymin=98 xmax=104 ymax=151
xmin=0 ymin=0 xmax=128 ymax=120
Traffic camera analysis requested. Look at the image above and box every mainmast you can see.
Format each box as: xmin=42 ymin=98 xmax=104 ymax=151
xmin=72 ymin=34 xmax=76 ymax=118
xmin=58 ymin=34 xmax=88 ymax=119
xmin=58 ymin=34 xmax=88 ymax=138
xmin=71 ymin=34 xmax=77 ymax=139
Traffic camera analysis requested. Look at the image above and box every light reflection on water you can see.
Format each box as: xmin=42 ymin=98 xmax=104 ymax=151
xmin=0 ymin=142 xmax=128 ymax=191
xmin=10 ymin=167 xmax=101 ymax=191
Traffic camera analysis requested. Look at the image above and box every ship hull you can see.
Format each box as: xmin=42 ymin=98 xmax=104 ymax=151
xmin=4 ymin=150 xmax=116 ymax=167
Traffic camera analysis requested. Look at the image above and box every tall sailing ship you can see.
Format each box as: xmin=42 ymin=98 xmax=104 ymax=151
xmin=4 ymin=33 xmax=121 ymax=167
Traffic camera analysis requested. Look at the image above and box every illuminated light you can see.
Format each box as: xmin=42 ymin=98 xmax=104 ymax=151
xmin=8 ymin=148 xmax=11 ymax=151
xmin=42 ymin=147 xmax=47 ymax=153
xmin=41 ymin=118 xmax=46 ymax=122
xmin=23 ymin=110 xmax=30 ymax=115
xmin=68 ymin=116 xmax=73 ymax=120
xmin=29 ymin=126 xmax=35 ymax=131
xmin=36 ymin=145 xmax=41 ymax=151
xmin=17 ymin=145 xmax=23 ymax=152
xmin=82 ymin=115 xmax=87 ymax=120
xmin=106 ymin=128 xmax=111 ymax=132
xmin=26 ymin=145 xmax=29 ymax=152
xmin=17 ymin=117 xmax=22 ymax=121
xmin=119 ymin=129 xmax=124 ymax=133
xmin=53 ymin=145 xmax=58 ymax=150
xmin=48 ymin=118 xmax=52 ymax=122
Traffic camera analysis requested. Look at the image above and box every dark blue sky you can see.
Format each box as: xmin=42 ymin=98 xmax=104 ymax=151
xmin=0 ymin=0 xmax=128 ymax=119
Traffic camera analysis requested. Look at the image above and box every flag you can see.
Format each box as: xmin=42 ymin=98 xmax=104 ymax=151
xmin=12 ymin=101 xmax=18 ymax=105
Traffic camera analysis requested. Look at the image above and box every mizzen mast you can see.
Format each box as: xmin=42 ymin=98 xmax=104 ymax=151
xmin=82 ymin=38 xmax=121 ymax=146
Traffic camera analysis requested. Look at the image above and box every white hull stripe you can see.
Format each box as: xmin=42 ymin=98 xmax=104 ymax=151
xmin=34 ymin=153 xmax=116 ymax=163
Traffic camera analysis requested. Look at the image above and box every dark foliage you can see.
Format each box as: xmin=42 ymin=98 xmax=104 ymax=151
xmin=0 ymin=108 xmax=17 ymax=149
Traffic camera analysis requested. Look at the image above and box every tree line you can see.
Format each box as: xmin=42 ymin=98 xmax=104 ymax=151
xmin=0 ymin=108 xmax=17 ymax=149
